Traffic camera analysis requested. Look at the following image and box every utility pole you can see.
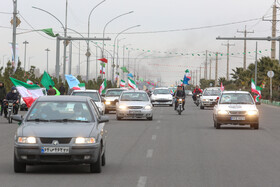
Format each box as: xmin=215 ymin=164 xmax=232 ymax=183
xmin=204 ymin=50 xmax=208 ymax=80
xmin=78 ymin=41 xmax=80 ymax=75
xmin=215 ymin=52 xmax=219 ymax=86
xmin=23 ymin=41 xmax=29 ymax=71
xmin=63 ymin=0 xmax=68 ymax=81
xmin=263 ymin=0 xmax=279 ymax=60
xmin=68 ymin=41 xmax=72 ymax=75
xmin=199 ymin=66 xmax=202 ymax=81
xmin=255 ymin=42 xmax=258 ymax=84
xmin=196 ymin=69 xmax=198 ymax=86
xmin=45 ymin=48 xmax=50 ymax=73
xmin=123 ymin=45 xmax=125 ymax=80
xmin=12 ymin=0 xmax=17 ymax=71
xmin=222 ymin=41 xmax=235 ymax=80
xmin=209 ymin=58 xmax=212 ymax=80
xmin=237 ymin=25 xmax=254 ymax=70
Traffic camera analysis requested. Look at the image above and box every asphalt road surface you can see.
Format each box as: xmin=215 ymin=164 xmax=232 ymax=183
xmin=0 ymin=98 xmax=280 ymax=187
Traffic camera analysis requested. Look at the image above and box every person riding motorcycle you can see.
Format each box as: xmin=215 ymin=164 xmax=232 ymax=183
xmin=174 ymin=85 xmax=186 ymax=110
xmin=4 ymin=86 xmax=20 ymax=117
xmin=192 ymin=85 xmax=202 ymax=101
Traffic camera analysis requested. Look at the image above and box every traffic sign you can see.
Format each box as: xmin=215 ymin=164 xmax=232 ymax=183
xmin=267 ymin=71 xmax=274 ymax=78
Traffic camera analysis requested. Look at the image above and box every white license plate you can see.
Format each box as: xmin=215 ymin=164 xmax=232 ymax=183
xmin=129 ymin=110 xmax=141 ymax=114
xmin=231 ymin=117 xmax=245 ymax=121
xmin=41 ymin=147 xmax=69 ymax=154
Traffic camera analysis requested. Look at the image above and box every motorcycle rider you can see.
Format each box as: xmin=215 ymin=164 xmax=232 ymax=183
xmin=192 ymin=85 xmax=202 ymax=101
xmin=4 ymin=86 xmax=20 ymax=117
xmin=0 ymin=82 xmax=7 ymax=116
xmin=174 ymin=85 xmax=186 ymax=110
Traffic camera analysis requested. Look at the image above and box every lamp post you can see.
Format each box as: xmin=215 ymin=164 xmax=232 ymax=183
xmin=45 ymin=48 xmax=50 ymax=73
xmin=23 ymin=41 xmax=29 ymax=71
xmin=86 ymin=0 xmax=106 ymax=82
xmin=112 ymin=25 xmax=141 ymax=82
xmin=2 ymin=55 xmax=7 ymax=68
xmin=116 ymin=38 xmax=126 ymax=76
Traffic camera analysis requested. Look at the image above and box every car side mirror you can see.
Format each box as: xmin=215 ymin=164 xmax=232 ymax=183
xmin=99 ymin=115 xmax=109 ymax=123
xmin=256 ymin=102 xmax=261 ymax=105
xmin=12 ymin=115 xmax=23 ymax=123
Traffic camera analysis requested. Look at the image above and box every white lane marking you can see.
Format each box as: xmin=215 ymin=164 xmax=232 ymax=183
xmin=146 ymin=149 xmax=154 ymax=158
xmin=152 ymin=135 xmax=157 ymax=140
xmin=137 ymin=176 xmax=147 ymax=187
xmin=156 ymin=126 xmax=160 ymax=129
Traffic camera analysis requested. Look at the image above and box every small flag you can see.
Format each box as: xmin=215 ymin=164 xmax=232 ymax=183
xmin=41 ymin=28 xmax=58 ymax=37
xmin=65 ymin=74 xmax=80 ymax=89
xmin=183 ymin=69 xmax=191 ymax=85
xmin=220 ymin=82 xmax=224 ymax=92
xmin=127 ymin=73 xmax=133 ymax=78
xmin=100 ymin=63 xmax=105 ymax=74
xmin=128 ymin=77 xmax=138 ymax=90
xmin=98 ymin=58 xmax=108 ymax=63
xmin=121 ymin=67 xmax=129 ymax=73
xmin=120 ymin=80 xmax=125 ymax=87
xmin=26 ymin=79 xmax=34 ymax=85
xmin=99 ymin=79 xmax=107 ymax=94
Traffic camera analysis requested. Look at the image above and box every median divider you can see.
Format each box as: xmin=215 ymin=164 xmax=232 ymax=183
xmin=261 ymin=100 xmax=280 ymax=107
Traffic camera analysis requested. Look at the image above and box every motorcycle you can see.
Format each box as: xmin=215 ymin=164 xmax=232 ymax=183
xmin=3 ymin=100 xmax=19 ymax=123
xmin=194 ymin=94 xmax=202 ymax=106
xmin=176 ymin=98 xmax=184 ymax=115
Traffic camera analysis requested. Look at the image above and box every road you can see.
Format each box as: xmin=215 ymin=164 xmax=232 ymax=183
xmin=0 ymin=98 xmax=280 ymax=187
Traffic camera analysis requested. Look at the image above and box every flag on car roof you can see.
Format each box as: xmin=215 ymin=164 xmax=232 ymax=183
xmin=128 ymin=77 xmax=138 ymax=90
xmin=99 ymin=79 xmax=107 ymax=94
xmin=10 ymin=77 xmax=44 ymax=108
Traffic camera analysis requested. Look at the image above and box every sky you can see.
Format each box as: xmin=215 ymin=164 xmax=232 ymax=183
xmin=0 ymin=0 xmax=278 ymax=86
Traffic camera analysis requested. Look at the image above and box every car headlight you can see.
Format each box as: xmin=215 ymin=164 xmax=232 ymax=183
xmin=17 ymin=137 xmax=36 ymax=144
xmin=247 ymin=110 xmax=258 ymax=116
xmin=217 ymin=110 xmax=228 ymax=115
xmin=105 ymin=101 xmax=111 ymax=105
xmin=118 ymin=105 xmax=127 ymax=110
xmin=75 ymin=137 xmax=96 ymax=144
xmin=145 ymin=105 xmax=152 ymax=110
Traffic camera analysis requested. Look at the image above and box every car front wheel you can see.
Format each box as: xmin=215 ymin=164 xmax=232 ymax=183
xmin=214 ymin=121 xmax=221 ymax=129
xmin=14 ymin=154 xmax=26 ymax=173
xmin=90 ymin=149 xmax=102 ymax=173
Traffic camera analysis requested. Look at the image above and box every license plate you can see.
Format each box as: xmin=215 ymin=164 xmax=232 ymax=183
xmin=231 ymin=116 xmax=245 ymax=120
xmin=129 ymin=110 xmax=141 ymax=114
xmin=41 ymin=147 xmax=69 ymax=154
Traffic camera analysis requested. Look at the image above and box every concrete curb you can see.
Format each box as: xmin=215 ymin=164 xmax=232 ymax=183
xmin=261 ymin=100 xmax=280 ymax=107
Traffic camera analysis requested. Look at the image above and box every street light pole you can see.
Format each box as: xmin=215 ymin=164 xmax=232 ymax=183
xmin=12 ymin=0 xmax=17 ymax=72
xmin=87 ymin=0 xmax=106 ymax=82
xmin=23 ymin=41 xmax=29 ymax=71
xmin=112 ymin=25 xmax=141 ymax=82
xmin=45 ymin=48 xmax=50 ymax=73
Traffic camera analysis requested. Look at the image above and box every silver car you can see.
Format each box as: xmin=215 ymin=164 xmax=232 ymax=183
xmin=12 ymin=96 xmax=108 ymax=173
xmin=116 ymin=90 xmax=153 ymax=120
xmin=150 ymin=88 xmax=173 ymax=106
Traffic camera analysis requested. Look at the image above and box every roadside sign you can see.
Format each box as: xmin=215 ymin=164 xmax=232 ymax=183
xmin=267 ymin=71 xmax=274 ymax=78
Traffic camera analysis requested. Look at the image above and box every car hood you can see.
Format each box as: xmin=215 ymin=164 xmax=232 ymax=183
xmin=201 ymin=96 xmax=219 ymax=100
xmin=105 ymin=96 xmax=119 ymax=101
xmin=118 ymin=101 xmax=151 ymax=107
xmin=217 ymin=104 xmax=257 ymax=111
xmin=18 ymin=122 xmax=95 ymax=137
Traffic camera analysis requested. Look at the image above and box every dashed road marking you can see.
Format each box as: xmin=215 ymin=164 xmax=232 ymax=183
xmin=152 ymin=135 xmax=157 ymax=140
xmin=137 ymin=176 xmax=147 ymax=187
xmin=146 ymin=149 xmax=154 ymax=158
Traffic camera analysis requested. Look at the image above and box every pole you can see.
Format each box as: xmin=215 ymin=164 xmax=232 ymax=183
xmin=199 ymin=66 xmax=202 ymax=82
xmin=270 ymin=77 xmax=273 ymax=100
xmin=96 ymin=46 xmax=98 ymax=80
xmin=123 ymin=45 xmax=125 ymax=80
xmin=12 ymin=0 xmax=17 ymax=72
xmin=255 ymin=42 xmax=258 ymax=84
xmin=23 ymin=41 xmax=28 ymax=71
xmin=215 ymin=52 xmax=218 ymax=86
xmin=196 ymin=69 xmax=198 ymax=86
xmin=63 ymin=0 xmax=68 ymax=81
xmin=78 ymin=41 xmax=80 ymax=75
xmin=69 ymin=41 xmax=72 ymax=74
xmin=271 ymin=1 xmax=277 ymax=60
xmin=209 ymin=58 xmax=212 ymax=80
xmin=55 ymin=37 xmax=60 ymax=80
xmin=45 ymin=48 xmax=50 ymax=73
xmin=221 ymin=41 xmax=235 ymax=80
xmin=205 ymin=50 xmax=208 ymax=79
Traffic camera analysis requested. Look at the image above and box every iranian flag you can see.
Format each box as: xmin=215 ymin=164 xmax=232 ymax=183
xmin=100 ymin=63 xmax=105 ymax=74
xmin=10 ymin=77 xmax=44 ymax=108
xmin=251 ymin=79 xmax=262 ymax=102
xmin=99 ymin=79 xmax=107 ymax=94
xmin=26 ymin=79 xmax=34 ymax=85
xmin=128 ymin=77 xmax=138 ymax=90
xmin=78 ymin=83 xmax=86 ymax=90
xmin=220 ymin=82 xmax=224 ymax=92
xmin=120 ymin=80 xmax=125 ymax=87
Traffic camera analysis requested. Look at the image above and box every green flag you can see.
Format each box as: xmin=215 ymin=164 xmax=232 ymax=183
xmin=121 ymin=67 xmax=129 ymax=73
xmin=41 ymin=71 xmax=55 ymax=89
xmin=41 ymin=28 xmax=58 ymax=37
xmin=54 ymin=87 xmax=60 ymax=96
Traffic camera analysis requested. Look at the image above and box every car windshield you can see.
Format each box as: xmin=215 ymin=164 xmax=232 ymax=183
xmin=72 ymin=92 xmax=100 ymax=102
xmin=27 ymin=101 xmax=93 ymax=122
xmin=120 ymin=92 xmax=149 ymax=101
xmin=203 ymin=89 xmax=221 ymax=96
xmin=106 ymin=90 xmax=124 ymax=97
xmin=219 ymin=93 xmax=254 ymax=104
xmin=153 ymin=89 xmax=170 ymax=94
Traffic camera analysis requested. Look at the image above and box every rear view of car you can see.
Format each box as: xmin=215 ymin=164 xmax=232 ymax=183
xmin=213 ymin=91 xmax=259 ymax=129
xmin=200 ymin=87 xmax=221 ymax=109
xmin=103 ymin=88 xmax=127 ymax=113
xmin=151 ymin=88 xmax=173 ymax=106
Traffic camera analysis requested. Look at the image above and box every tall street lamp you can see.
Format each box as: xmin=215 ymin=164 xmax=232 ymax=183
xmin=86 ymin=0 xmax=106 ymax=82
xmin=45 ymin=48 xmax=50 ymax=73
xmin=23 ymin=41 xmax=29 ymax=71
xmin=116 ymin=38 xmax=126 ymax=76
xmin=112 ymin=25 xmax=141 ymax=82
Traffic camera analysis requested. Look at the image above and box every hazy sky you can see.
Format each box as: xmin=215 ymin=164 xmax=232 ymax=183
xmin=0 ymin=0 xmax=277 ymax=85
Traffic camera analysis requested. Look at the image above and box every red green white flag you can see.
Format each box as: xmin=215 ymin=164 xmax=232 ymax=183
xmin=120 ymin=80 xmax=125 ymax=87
xmin=26 ymin=79 xmax=34 ymax=85
xmin=251 ymin=79 xmax=262 ymax=102
xmin=10 ymin=77 xmax=44 ymax=108
xmin=100 ymin=63 xmax=105 ymax=74
xmin=99 ymin=79 xmax=107 ymax=94
xmin=128 ymin=77 xmax=138 ymax=90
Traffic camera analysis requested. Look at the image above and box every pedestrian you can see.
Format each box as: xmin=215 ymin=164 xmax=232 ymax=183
xmin=47 ymin=85 xmax=56 ymax=95
xmin=59 ymin=83 xmax=66 ymax=95
xmin=0 ymin=82 xmax=7 ymax=116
